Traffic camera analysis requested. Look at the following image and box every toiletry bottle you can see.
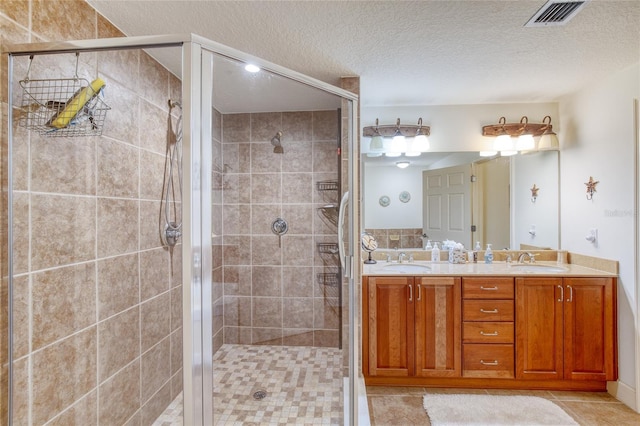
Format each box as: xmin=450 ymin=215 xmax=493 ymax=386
xmin=431 ymin=242 xmax=440 ymax=262
xmin=484 ymin=243 xmax=493 ymax=264
xmin=425 ymin=239 xmax=432 ymax=250
xmin=475 ymin=241 xmax=481 ymax=251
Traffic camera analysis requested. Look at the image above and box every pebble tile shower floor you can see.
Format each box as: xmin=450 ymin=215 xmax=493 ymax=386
xmin=153 ymin=344 xmax=344 ymax=425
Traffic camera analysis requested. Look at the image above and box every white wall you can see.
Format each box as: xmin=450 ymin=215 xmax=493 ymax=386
xmin=363 ymin=164 xmax=423 ymax=228
xmin=512 ymin=151 xmax=560 ymax=249
xmin=559 ymin=62 xmax=640 ymax=401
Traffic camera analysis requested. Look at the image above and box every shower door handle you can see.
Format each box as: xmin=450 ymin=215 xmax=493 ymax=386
xmin=338 ymin=191 xmax=349 ymax=276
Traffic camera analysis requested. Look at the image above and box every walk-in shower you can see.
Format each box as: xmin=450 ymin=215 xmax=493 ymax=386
xmin=4 ymin=33 xmax=359 ymax=426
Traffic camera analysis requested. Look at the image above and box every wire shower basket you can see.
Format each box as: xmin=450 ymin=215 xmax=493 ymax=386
xmin=17 ymin=54 xmax=110 ymax=137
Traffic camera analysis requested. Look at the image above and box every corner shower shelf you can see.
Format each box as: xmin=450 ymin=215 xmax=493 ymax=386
xmin=316 ymin=180 xmax=339 ymax=191
xmin=317 ymin=242 xmax=339 ymax=254
xmin=317 ymin=273 xmax=340 ymax=287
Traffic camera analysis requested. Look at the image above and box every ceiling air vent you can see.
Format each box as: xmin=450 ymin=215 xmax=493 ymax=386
xmin=525 ymin=0 xmax=589 ymax=27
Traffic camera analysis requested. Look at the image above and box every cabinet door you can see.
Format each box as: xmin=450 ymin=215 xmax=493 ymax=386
xmin=564 ymin=277 xmax=617 ymax=381
xmin=415 ymin=277 xmax=461 ymax=377
xmin=515 ymin=277 xmax=564 ymax=380
xmin=367 ymin=276 xmax=415 ymax=377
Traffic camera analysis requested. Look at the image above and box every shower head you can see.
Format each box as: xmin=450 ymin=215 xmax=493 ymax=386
xmin=271 ymin=131 xmax=284 ymax=154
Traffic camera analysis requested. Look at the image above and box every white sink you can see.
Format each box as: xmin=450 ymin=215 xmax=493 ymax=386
xmin=509 ymin=264 xmax=568 ymax=273
xmin=383 ymin=263 xmax=431 ymax=274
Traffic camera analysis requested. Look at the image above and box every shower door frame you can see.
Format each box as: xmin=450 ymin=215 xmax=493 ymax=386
xmin=5 ymin=34 xmax=360 ymax=425
xmin=3 ymin=34 xmax=360 ymax=426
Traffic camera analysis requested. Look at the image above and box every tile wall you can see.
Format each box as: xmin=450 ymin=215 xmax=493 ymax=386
xmin=219 ymin=110 xmax=342 ymax=348
xmin=366 ymin=228 xmax=424 ymax=250
xmin=1 ymin=1 xmax=182 ymax=423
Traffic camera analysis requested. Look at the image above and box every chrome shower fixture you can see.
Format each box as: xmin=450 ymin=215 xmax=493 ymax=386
xmin=271 ymin=131 xmax=284 ymax=154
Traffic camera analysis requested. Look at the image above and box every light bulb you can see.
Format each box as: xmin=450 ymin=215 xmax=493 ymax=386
xmin=369 ymin=134 xmax=384 ymax=152
xmin=493 ymin=134 xmax=514 ymax=151
xmin=538 ymin=131 xmax=559 ymax=151
xmin=391 ymin=133 xmax=406 ymax=153
xmin=479 ymin=150 xmax=497 ymax=157
xmin=412 ymin=133 xmax=430 ymax=152
xmin=516 ymin=134 xmax=535 ymax=151
xmin=395 ymin=161 xmax=410 ymax=169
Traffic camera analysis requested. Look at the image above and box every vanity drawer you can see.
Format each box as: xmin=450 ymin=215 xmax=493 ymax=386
xmin=463 ymin=300 xmax=514 ymax=321
xmin=463 ymin=344 xmax=514 ymax=378
xmin=463 ymin=277 xmax=514 ymax=299
xmin=463 ymin=322 xmax=514 ymax=343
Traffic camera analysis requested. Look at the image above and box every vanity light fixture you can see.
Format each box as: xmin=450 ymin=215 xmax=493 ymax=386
xmin=363 ymin=117 xmax=431 ymax=157
xmin=389 ymin=118 xmax=407 ymax=155
xmin=537 ymin=116 xmax=560 ymax=151
xmin=482 ymin=115 xmax=559 ymax=155
xmin=369 ymin=118 xmax=384 ymax=152
xmin=515 ymin=117 xmax=536 ymax=151
xmin=395 ymin=161 xmax=410 ymax=169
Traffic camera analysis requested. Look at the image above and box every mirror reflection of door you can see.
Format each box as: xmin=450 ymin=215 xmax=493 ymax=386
xmin=476 ymin=157 xmax=510 ymax=249
xmin=422 ymin=164 xmax=472 ymax=248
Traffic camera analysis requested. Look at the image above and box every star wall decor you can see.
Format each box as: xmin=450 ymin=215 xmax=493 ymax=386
xmin=530 ymin=184 xmax=539 ymax=202
xmin=585 ymin=176 xmax=599 ymax=200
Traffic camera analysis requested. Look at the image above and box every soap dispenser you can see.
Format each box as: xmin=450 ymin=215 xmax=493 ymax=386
xmin=431 ymin=242 xmax=440 ymax=262
xmin=484 ymin=243 xmax=493 ymax=264
xmin=425 ymin=240 xmax=432 ymax=250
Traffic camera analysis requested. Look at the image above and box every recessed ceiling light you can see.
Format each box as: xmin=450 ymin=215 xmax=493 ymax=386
xmin=244 ymin=64 xmax=260 ymax=73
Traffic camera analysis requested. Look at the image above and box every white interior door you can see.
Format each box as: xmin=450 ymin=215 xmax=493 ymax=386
xmin=422 ymin=164 xmax=472 ymax=248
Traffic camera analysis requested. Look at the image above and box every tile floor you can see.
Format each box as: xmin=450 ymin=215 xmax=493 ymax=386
xmin=367 ymin=386 xmax=640 ymax=425
xmin=153 ymin=344 xmax=344 ymax=425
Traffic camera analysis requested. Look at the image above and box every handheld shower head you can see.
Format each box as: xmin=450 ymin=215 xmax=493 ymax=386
xmin=271 ymin=131 xmax=284 ymax=153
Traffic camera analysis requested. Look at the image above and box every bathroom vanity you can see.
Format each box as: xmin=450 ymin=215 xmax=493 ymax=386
xmin=362 ymin=260 xmax=617 ymax=391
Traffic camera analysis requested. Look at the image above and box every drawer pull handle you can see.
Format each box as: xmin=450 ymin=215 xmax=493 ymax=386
xmin=480 ymin=308 xmax=498 ymax=314
xmin=480 ymin=286 xmax=498 ymax=291
xmin=480 ymin=360 xmax=499 ymax=366
xmin=480 ymin=331 xmax=498 ymax=336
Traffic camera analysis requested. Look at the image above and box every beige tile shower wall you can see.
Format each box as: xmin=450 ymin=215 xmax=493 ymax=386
xmin=221 ymin=110 xmax=341 ymax=348
xmin=1 ymin=1 xmax=182 ymax=424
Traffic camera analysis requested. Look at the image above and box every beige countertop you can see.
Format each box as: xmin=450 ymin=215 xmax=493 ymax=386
xmin=362 ymin=260 xmax=616 ymax=277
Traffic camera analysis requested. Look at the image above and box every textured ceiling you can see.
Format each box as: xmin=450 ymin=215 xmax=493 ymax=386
xmin=87 ymin=0 xmax=640 ymax=107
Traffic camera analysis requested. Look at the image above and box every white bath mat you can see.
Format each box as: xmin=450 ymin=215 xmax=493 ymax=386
xmin=423 ymin=394 xmax=578 ymax=425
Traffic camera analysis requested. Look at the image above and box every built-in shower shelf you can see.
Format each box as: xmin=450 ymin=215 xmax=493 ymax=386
xmin=317 ymin=242 xmax=339 ymax=254
xmin=317 ymin=273 xmax=340 ymax=287
xmin=316 ymin=180 xmax=339 ymax=191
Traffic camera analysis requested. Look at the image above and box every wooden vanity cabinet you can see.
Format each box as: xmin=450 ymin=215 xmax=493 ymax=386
xmin=364 ymin=276 xmax=461 ymax=378
xmin=515 ymin=277 xmax=617 ymax=382
xmin=365 ymin=276 xmax=414 ymax=377
xmin=462 ymin=277 xmax=515 ymax=378
xmin=363 ymin=274 xmax=617 ymax=390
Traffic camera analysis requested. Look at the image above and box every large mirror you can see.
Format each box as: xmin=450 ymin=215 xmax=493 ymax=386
xmin=362 ymin=151 xmax=559 ymax=250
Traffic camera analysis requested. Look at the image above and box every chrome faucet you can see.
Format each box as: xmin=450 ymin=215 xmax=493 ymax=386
xmin=398 ymin=252 xmax=407 ymax=263
xmin=518 ymin=252 xmax=536 ymax=264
